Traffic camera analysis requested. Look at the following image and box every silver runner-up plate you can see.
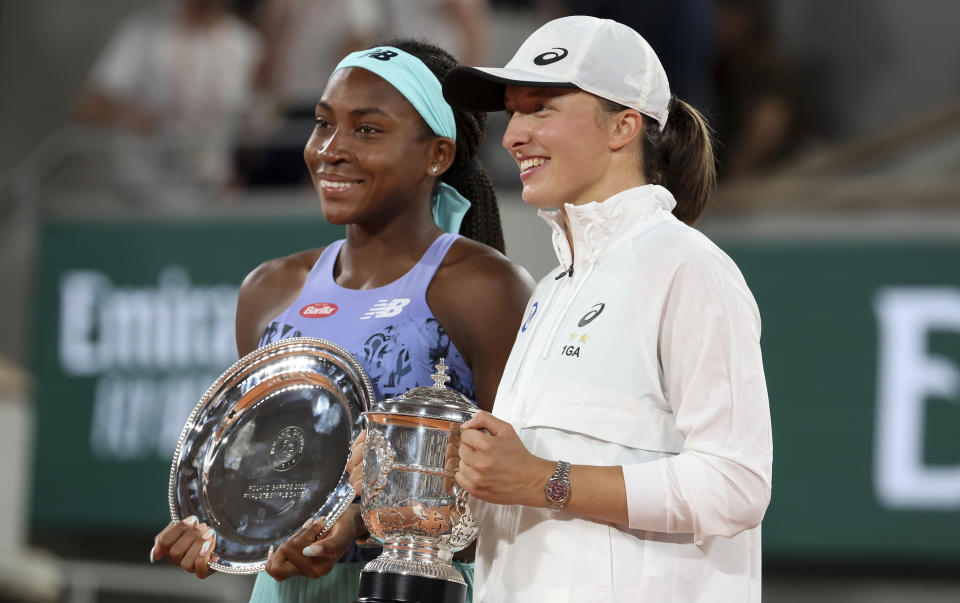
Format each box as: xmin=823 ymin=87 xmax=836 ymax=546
xmin=168 ymin=337 xmax=374 ymax=574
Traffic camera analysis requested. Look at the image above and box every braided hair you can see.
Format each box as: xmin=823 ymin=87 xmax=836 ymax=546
xmin=377 ymin=39 xmax=506 ymax=253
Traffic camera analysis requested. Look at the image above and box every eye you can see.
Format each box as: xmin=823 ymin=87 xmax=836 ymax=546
xmin=534 ymin=104 xmax=549 ymax=113
xmin=314 ymin=117 xmax=332 ymax=129
xmin=358 ymin=124 xmax=381 ymax=135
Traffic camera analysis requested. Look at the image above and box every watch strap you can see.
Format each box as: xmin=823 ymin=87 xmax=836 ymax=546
xmin=544 ymin=460 xmax=572 ymax=510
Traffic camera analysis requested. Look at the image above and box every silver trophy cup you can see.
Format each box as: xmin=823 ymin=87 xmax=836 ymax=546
xmin=355 ymin=359 xmax=479 ymax=603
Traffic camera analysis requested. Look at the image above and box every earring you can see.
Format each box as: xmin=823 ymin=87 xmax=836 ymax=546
xmin=431 ymin=166 xmax=439 ymax=174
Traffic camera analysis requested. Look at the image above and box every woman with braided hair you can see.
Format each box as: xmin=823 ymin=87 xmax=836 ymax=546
xmin=149 ymin=38 xmax=534 ymax=601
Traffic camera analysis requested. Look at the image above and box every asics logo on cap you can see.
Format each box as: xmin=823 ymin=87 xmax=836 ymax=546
xmin=533 ymin=48 xmax=568 ymax=66
xmin=366 ymin=49 xmax=398 ymax=61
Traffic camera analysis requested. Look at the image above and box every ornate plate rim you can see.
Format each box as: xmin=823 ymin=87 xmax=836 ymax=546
xmin=167 ymin=336 xmax=374 ymax=574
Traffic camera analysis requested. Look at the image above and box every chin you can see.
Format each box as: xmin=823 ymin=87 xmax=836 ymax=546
xmin=318 ymin=203 xmax=355 ymax=226
xmin=521 ymin=187 xmax=562 ymax=210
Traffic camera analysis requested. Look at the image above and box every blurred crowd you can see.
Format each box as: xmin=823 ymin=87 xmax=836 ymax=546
xmin=72 ymin=0 xmax=811 ymax=201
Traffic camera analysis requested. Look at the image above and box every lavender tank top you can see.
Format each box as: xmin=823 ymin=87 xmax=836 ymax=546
xmin=258 ymin=232 xmax=475 ymax=403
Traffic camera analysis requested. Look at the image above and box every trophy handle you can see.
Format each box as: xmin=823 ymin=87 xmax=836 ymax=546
xmin=452 ymin=483 xmax=469 ymax=515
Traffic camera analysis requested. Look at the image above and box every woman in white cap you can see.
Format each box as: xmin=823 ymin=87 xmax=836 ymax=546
xmin=441 ymin=15 xmax=773 ymax=602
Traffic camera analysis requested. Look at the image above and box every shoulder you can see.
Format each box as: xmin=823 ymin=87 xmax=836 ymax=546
xmin=635 ymin=218 xmax=744 ymax=280
xmin=426 ymin=237 xmax=534 ymax=356
xmin=433 ymin=237 xmax=535 ymax=302
xmin=426 ymin=238 xmax=534 ymax=411
xmin=240 ymin=248 xmax=324 ymax=299
xmin=220 ymin=14 xmax=263 ymax=53
xmin=636 ymin=221 xmax=760 ymax=322
xmin=119 ymin=5 xmax=177 ymax=35
xmin=235 ymin=247 xmax=325 ymax=356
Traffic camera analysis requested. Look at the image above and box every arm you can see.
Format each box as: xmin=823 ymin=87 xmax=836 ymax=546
xmin=457 ymin=412 xmax=629 ymax=523
xmin=458 ymin=256 xmax=772 ymax=541
xmin=427 ymin=240 xmax=535 ymax=412
xmin=439 ymin=0 xmax=490 ymax=65
xmin=234 ymin=250 xmax=320 ymax=356
xmin=151 ymin=251 xmax=321 ymax=577
xmin=625 ymin=258 xmax=772 ymax=540
xmin=75 ymin=15 xmax=159 ymax=134
xmin=233 ymin=249 xmax=376 ymax=581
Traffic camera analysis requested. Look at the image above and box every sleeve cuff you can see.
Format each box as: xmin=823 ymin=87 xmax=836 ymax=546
xmin=621 ymin=460 xmax=669 ymax=532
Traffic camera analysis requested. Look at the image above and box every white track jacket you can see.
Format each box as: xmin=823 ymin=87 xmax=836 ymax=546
xmin=474 ymin=185 xmax=773 ymax=602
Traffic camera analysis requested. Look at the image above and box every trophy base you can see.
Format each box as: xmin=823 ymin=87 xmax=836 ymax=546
xmin=354 ymin=569 xmax=466 ymax=603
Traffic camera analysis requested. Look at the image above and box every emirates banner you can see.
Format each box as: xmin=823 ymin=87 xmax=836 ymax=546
xmin=30 ymin=220 xmax=960 ymax=563
xmin=31 ymin=216 xmax=343 ymax=531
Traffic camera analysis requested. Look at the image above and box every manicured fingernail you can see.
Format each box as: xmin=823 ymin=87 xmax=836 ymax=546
xmin=148 ymin=544 xmax=157 ymax=563
xmin=201 ymin=528 xmax=214 ymax=540
xmin=200 ymin=540 xmax=211 ymax=555
xmin=183 ymin=516 xmax=198 ymax=526
xmin=303 ymin=517 xmax=313 ymax=529
xmin=302 ymin=544 xmax=322 ymax=557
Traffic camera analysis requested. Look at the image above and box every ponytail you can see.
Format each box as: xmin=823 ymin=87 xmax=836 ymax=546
xmin=599 ymin=96 xmax=716 ymax=225
xmin=644 ymin=97 xmax=716 ymax=225
xmin=377 ymin=38 xmax=506 ymax=253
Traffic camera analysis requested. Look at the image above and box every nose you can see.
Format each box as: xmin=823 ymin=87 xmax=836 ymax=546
xmin=502 ymin=112 xmax=529 ymax=154
xmin=306 ymin=127 xmax=350 ymax=166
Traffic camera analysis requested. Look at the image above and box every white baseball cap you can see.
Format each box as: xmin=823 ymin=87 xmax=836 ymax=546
xmin=442 ymin=15 xmax=671 ymax=130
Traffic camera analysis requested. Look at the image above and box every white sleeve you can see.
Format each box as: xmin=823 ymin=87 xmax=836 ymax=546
xmin=344 ymin=0 xmax=384 ymax=39
xmin=622 ymin=254 xmax=773 ymax=544
xmin=89 ymin=16 xmax=148 ymax=99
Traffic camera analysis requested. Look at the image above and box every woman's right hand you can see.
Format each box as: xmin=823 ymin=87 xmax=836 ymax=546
xmin=346 ymin=430 xmax=366 ymax=495
xmin=150 ymin=516 xmax=218 ymax=578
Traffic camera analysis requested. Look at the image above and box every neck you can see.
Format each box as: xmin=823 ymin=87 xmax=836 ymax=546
xmin=561 ymin=168 xmax=648 ymax=256
xmin=337 ymin=203 xmax=444 ymax=289
xmin=568 ymin=167 xmax=647 ymax=208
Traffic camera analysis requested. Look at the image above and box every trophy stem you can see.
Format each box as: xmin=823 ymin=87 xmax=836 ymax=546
xmin=382 ymin=540 xmax=453 ymax=564
xmin=358 ymin=539 xmax=464 ymax=584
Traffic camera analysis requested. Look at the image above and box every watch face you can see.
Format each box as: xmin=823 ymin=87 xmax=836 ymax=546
xmin=545 ymin=478 xmax=570 ymax=503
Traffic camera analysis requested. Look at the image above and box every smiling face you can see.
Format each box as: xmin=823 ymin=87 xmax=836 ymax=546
xmin=502 ymin=86 xmax=618 ymax=209
xmin=304 ymin=67 xmax=441 ymax=228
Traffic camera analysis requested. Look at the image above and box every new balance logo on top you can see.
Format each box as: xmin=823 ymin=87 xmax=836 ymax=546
xmin=361 ymin=298 xmax=411 ymax=319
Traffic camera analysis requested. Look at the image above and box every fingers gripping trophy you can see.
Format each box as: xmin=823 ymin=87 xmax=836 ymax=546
xmin=354 ymin=359 xmax=479 ymax=603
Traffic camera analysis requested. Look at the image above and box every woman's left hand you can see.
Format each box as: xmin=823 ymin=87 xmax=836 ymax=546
xmin=456 ymin=411 xmax=553 ymax=507
xmin=264 ymin=507 xmax=360 ymax=581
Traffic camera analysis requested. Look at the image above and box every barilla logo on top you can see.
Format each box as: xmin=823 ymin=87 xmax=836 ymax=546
xmin=300 ymin=302 xmax=338 ymax=318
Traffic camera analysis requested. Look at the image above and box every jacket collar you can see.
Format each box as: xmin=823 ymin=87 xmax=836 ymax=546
xmin=538 ymin=185 xmax=677 ymax=270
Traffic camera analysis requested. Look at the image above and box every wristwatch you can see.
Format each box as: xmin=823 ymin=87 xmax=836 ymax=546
xmin=544 ymin=460 xmax=572 ymax=510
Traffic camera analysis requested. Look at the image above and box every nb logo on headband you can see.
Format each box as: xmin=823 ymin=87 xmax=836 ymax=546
xmin=534 ymin=48 xmax=568 ymax=66
xmin=367 ymin=50 xmax=399 ymax=61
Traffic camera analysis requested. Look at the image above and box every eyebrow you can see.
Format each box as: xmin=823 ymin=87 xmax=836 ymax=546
xmin=316 ymin=102 xmax=394 ymax=120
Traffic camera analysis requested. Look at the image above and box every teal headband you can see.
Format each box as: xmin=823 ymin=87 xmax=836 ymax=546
xmin=332 ymin=47 xmax=470 ymax=234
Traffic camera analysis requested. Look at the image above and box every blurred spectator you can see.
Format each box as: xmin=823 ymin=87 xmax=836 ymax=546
xmin=236 ymin=0 xmax=491 ymax=187
xmin=540 ymin=0 xmax=715 ymax=114
xmin=233 ymin=0 xmax=375 ymax=186
xmin=713 ymin=0 xmax=806 ymax=179
xmin=76 ymin=0 xmax=262 ymax=196
xmin=372 ymin=0 xmax=491 ymax=66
